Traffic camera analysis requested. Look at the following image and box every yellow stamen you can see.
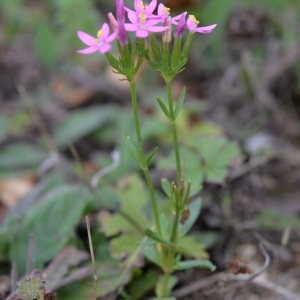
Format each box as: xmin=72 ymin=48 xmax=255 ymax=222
xmin=138 ymin=1 xmax=144 ymax=9
xmin=97 ymin=30 xmax=103 ymax=38
xmin=189 ymin=15 xmax=199 ymax=25
xmin=139 ymin=12 xmax=147 ymax=23
xmin=163 ymin=7 xmax=170 ymax=15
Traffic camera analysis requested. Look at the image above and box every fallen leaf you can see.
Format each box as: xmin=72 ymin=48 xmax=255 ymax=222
xmin=0 ymin=176 xmax=35 ymax=209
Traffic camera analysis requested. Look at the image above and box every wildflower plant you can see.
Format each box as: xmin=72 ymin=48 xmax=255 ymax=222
xmin=77 ymin=0 xmax=217 ymax=298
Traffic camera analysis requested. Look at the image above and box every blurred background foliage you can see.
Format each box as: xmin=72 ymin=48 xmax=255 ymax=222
xmin=1 ymin=0 xmax=300 ymax=299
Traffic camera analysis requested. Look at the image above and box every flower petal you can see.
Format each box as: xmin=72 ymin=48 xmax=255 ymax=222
xmin=186 ymin=18 xmax=197 ymax=31
xmin=77 ymin=46 xmax=98 ymax=54
xmin=195 ymin=24 xmax=217 ymax=33
xmin=124 ymin=23 xmax=138 ymax=31
xmin=127 ymin=11 xmax=138 ymax=24
xmin=136 ymin=30 xmax=149 ymax=38
xmin=147 ymin=18 xmax=162 ymax=26
xmin=106 ymin=30 xmax=119 ymax=43
xmin=148 ymin=25 xmax=169 ymax=32
xmin=101 ymin=23 xmax=110 ymax=38
xmin=145 ymin=0 xmax=157 ymax=15
xmin=99 ymin=44 xmax=112 ymax=54
xmin=134 ymin=0 xmax=142 ymax=12
xmin=172 ymin=12 xmax=187 ymax=25
xmin=77 ymin=31 xmax=95 ymax=46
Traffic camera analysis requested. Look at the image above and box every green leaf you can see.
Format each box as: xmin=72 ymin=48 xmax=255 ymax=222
xmin=161 ymin=178 xmax=171 ymax=198
xmin=192 ymin=232 xmax=220 ymax=249
xmin=128 ymin=269 xmax=159 ymax=298
xmin=34 ymin=23 xmax=57 ymax=65
xmin=155 ymin=275 xmax=178 ymax=298
xmin=157 ymin=97 xmax=170 ymax=119
xmin=159 ymin=213 xmax=171 ymax=241
xmin=174 ymin=86 xmax=186 ymax=120
xmin=256 ymin=209 xmax=300 ymax=230
xmin=176 ymin=235 xmax=208 ymax=259
xmin=53 ymin=106 xmax=115 ymax=149
xmin=194 ymin=137 xmax=239 ymax=166
xmin=145 ymin=229 xmax=173 ymax=246
xmin=0 ymin=143 xmax=48 ymax=169
xmin=110 ymin=234 xmax=144 ymax=258
xmin=178 ymin=197 xmax=201 ymax=238
xmin=96 ymin=187 xmax=120 ymax=210
xmin=142 ymin=241 xmax=163 ymax=268
xmin=123 ymin=135 xmax=142 ymax=166
xmin=0 ymin=115 xmax=10 ymax=143
xmin=10 ymin=185 xmax=90 ymax=274
xmin=0 ymin=229 xmax=9 ymax=261
xmin=144 ymin=146 xmax=158 ymax=167
xmin=158 ymin=146 xmax=204 ymax=194
xmin=174 ymin=259 xmax=216 ymax=271
xmin=191 ymin=137 xmax=240 ymax=183
xmin=205 ymin=166 xmax=228 ymax=182
xmin=100 ymin=175 xmax=150 ymax=259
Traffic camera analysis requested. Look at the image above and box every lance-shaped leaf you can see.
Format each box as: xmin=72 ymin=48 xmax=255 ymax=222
xmin=161 ymin=178 xmax=172 ymax=198
xmin=173 ymin=86 xmax=186 ymax=120
xmin=123 ymin=135 xmax=142 ymax=167
xmin=145 ymin=229 xmax=173 ymax=246
xmin=157 ymin=97 xmax=170 ymax=119
xmin=144 ymin=146 xmax=158 ymax=167
xmin=173 ymin=259 xmax=216 ymax=271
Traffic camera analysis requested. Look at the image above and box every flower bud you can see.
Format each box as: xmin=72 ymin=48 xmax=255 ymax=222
xmin=116 ymin=0 xmax=125 ymax=22
xmin=118 ymin=20 xmax=128 ymax=45
xmin=162 ymin=16 xmax=172 ymax=44
xmin=108 ymin=12 xmax=118 ymax=32
xmin=174 ymin=12 xmax=187 ymax=38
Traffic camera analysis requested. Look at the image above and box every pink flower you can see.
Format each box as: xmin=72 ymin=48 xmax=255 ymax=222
xmin=186 ymin=15 xmax=217 ymax=34
xmin=156 ymin=4 xmax=171 ymax=22
xmin=77 ymin=23 xmax=118 ymax=54
xmin=174 ymin=12 xmax=187 ymax=38
xmin=108 ymin=0 xmax=128 ymax=45
xmin=125 ymin=10 xmax=169 ymax=38
xmin=125 ymin=0 xmax=157 ymax=18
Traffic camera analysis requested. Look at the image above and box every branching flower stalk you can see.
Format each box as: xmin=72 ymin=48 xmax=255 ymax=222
xmin=77 ymin=0 xmax=217 ymax=297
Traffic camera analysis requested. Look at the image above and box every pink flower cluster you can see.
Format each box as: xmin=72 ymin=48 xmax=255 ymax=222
xmin=77 ymin=0 xmax=217 ymax=55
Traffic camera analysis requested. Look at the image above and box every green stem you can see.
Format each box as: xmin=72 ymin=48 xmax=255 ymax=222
xmin=165 ymin=79 xmax=182 ymax=185
xmin=129 ymin=80 xmax=162 ymax=237
xmin=159 ymin=80 xmax=183 ymax=297
xmin=161 ymin=271 xmax=170 ymax=297
xmin=170 ymin=193 xmax=180 ymax=243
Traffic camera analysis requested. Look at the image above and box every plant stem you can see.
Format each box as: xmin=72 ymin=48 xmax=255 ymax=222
xmin=161 ymin=271 xmax=171 ymax=297
xmin=165 ymin=79 xmax=182 ymax=186
xmin=129 ymin=80 xmax=162 ymax=237
xmin=160 ymin=79 xmax=183 ymax=297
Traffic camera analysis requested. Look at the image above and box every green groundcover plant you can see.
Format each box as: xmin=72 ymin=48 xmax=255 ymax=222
xmin=76 ymin=0 xmax=217 ymax=298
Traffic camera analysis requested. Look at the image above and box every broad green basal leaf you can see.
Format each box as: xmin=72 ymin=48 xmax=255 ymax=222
xmin=9 ymin=185 xmax=90 ymax=274
xmin=0 ymin=143 xmax=48 ymax=169
xmin=192 ymin=137 xmax=240 ymax=183
xmin=53 ymin=105 xmax=116 ymax=149
xmin=99 ymin=174 xmax=150 ymax=258
xmin=158 ymin=147 xmax=204 ymax=195
xmin=176 ymin=235 xmax=208 ymax=260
